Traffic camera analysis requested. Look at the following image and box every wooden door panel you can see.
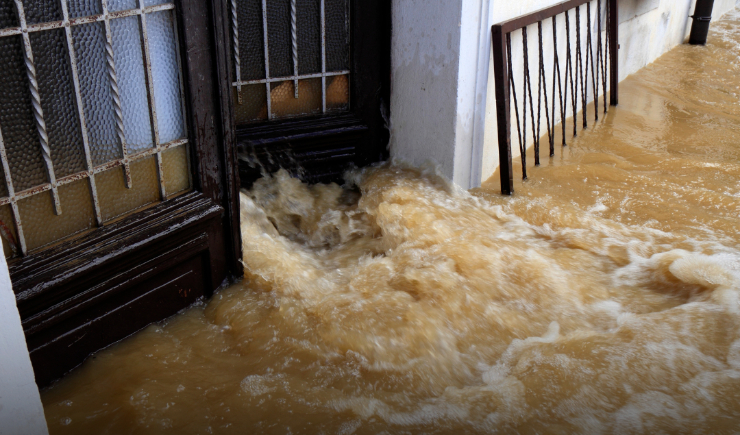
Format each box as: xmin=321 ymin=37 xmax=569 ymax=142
xmin=28 ymin=253 xmax=208 ymax=386
xmin=11 ymin=192 xmax=224 ymax=387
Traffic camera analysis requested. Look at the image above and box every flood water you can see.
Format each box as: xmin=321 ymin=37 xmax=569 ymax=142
xmin=43 ymin=10 xmax=740 ymax=434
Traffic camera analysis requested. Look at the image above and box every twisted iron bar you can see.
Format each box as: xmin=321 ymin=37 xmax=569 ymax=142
xmin=101 ymin=0 xmax=132 ymax=188
xmin=231 ymin=0 xmax=242 ymax=103
xmin=291 ymin=0 xmax=299 ymax=98
xmin=105 ymin=38 xmax=126 ymax=157
xmin=23 ymin=52 xmax=51 ymax=171
xmin=14 ymin=0 xmax=61 ymax=214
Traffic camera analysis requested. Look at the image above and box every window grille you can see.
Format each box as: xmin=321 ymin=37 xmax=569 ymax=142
xmin=230 ymin=0 xmax=350 ymax=123
xmin=0 ymin=0 xmax=190 ymax=258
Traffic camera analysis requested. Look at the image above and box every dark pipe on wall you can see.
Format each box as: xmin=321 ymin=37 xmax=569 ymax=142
xmin=689 ymin=0 xmax=715 ymax=45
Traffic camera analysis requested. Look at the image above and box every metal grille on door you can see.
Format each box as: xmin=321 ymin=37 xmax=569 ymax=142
xmin=230 ymin=0 xmax=350 ymax=123
xmin=0 ymin=0 xmax=191 ymax=258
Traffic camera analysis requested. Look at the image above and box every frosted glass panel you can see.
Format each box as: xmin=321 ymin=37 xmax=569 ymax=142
xmin=235 ymin=0 xmax=265 ymax=81
xmin=23 ymin=0 xmax=62 ymax=25
xmin=232 ymin=0 xmax=351 ymax=121
xmin=234 ymin=84 xmax=267 ymax=123
xmin=110 ymin=16 xmax=154 ymax=152
xmin=297 ymin=0 xmax=321 ymax=75
xmin=107 ymin=0 xmax=137 ymax=13
xmin=143 ymin=0 xmax=169 ymax=6
xmin=270 ymin=79 xmax=322 ymax=119
xmin=326 ymin=74 xmax=349 ymax=112
xmin=0 ymin=1 xmax=192 ymax=256
xmin=162 ymin=145 xmax=190 ymax=196
xmin=18 ymin=179 xmax=96 ymax=251
xmin=0 ymin=205 xmax=18 ymax=259
xmin=69 ymin=0 xmax=102 ymax=18
xmin=0 ymin=164 xmax=7 ymax=198
xmin=73 ymin=22 xmax=122 ymax=166
xmin=147 ymin=10 xmax=185 ymax=144
xmin=325 ymin=0 xmax=349 ymax=72
xmin=97 ymin=157 xmax=159 ymax=222
xmin=0 ymin=1 xmax=18 ymax=29
xmin=0 ymin=35 xmax=48 ymax=191
xmin=31 ymin=29 xmax=87 ymax=179
xmin=266 ymin=0 xmax=292 ymax=78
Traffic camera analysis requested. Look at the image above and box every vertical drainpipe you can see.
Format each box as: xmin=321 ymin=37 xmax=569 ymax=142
xmin=689 ymin=0 xmax=715 ymax=45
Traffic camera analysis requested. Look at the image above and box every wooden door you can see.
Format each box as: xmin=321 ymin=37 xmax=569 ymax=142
xmin=223 ymin=0 xmax=391 ymax=187
xmin=1 ymin=0 xmax=241 ymax=387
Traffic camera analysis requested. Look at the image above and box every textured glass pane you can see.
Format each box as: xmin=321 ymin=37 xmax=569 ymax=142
xmin=0 ymin=205 xmax=18 ymax=259
xmin=143 ymin=0 xmax=168 ymax=6
xmin=73 ymin=22 xmax=122 ymax=166
xmin=110 ymin=16 xmax=154 ymax=152
xmin=297 ymin=0 xmax=320 ymax=75
xmin=23 ymin=0 xmax=63 ymax=25
xmin=162 ymin=144 xmax=189 ymax=196
xmin=270 ymin=78 xmax=321 ymax=119
xmin=147 ymin=10 xmax=184 ymax=144
xmin=234 ymin=84 xmax=267 ymax=123
xmin=0 ymin=163 xmax=8 ymax=198
xmin=69 ymin=0 xmax=102 ymax=18
xmin=325 ymin=0 xmax=349 ymax=72
xmin=0 ymin=1 xmax=18 ymax=29
xmin=30 ymin=29 xmax=87 ymax=179
xmin=107 ymin=0 xmax=136 ymax=13
xmin=0 ymin=36 xmax=48 ymax=191
xmin=236 ymin=0 xmax=265 ymax=81
xmin=266 ymin=0 xmax=292 ymax=77
xmin=326 ymin=74 xmax=349 ymax=112
xmin=18 ymin=179 xmax=95 ymax=251
xmin=97 ymin=156 xmax=158 ymax=222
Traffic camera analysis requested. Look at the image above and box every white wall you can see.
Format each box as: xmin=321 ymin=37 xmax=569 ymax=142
xmin=0 ymin=254 xmax=48 ymax=435
xmin=389 ymin=0 xmax=461 ymax=182
xmin=389 ymin=0 xmax=739 ymax=188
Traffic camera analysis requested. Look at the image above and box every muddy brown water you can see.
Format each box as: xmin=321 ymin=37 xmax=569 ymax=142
xmin=43 ymin=10 xmax=740 ymax=434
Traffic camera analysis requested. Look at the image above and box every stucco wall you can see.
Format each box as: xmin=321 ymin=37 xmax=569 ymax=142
xmin=390 ymin=0 xmax=739 ymax=188
xmin=389 ymin=0 xmax=464 ymax=180
xmin=0 ymin=254 xmax=48 ymax=434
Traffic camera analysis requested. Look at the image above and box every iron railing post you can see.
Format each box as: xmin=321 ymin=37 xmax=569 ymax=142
xmin=609 ymin=0 xmax=618 ymax=106
xmin=491 ymin=25 xmax=513 ymax=195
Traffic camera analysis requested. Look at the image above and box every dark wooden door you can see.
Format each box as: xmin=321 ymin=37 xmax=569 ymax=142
xmin=3 ymin=0 xmax=242 ymax=387
xmin=223 ymin=0 xmax=391 ymax=187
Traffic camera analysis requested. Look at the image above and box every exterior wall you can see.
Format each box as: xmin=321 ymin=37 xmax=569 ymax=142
xmin=0 ymin=255 xmax=48 ymax=435
xmin=389 ymin=0 xmax=739 ymax=189
xmin=388 ymin=0 xmax=464 ymax=181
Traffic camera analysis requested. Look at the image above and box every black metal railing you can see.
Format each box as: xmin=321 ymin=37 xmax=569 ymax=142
xmin=491 ymin=0 xmax=618 ymax=195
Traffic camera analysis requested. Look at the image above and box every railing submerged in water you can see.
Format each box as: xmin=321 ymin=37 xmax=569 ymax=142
xmin=491 ymin=0 xmax=619 ymax=195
